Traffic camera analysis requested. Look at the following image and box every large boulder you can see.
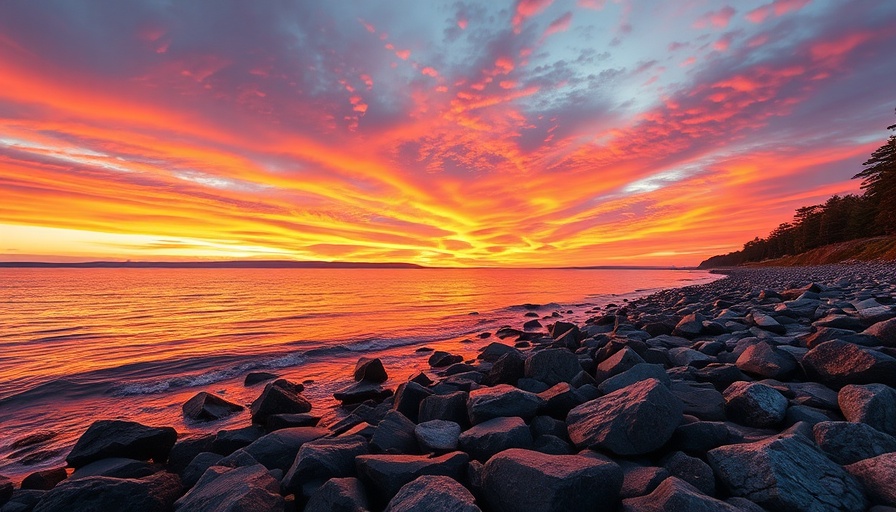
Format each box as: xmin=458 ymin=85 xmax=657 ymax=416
xmin=183 ymin=392 xmax=244 ymax=422
xmin=672 ymin=313 xmax=705 ymax=339
xmin=419 ymin=391 xmax=469 ymax=426
xmin=250 ymin=379 xmax=311 ymax=423
xmin=334 ymin=381 xmax=394 ymax=405
xmin=241 ymin=426 xmax=327 ymax=472
xmin=844 ymin=453 xmax=896 ymax=506
xmin=620 ymin=465 xmax=669 ymax=499
xmin=735 ymin=342 xmax=797 ymax=380
xmin=354 ymin=357 xmax=388 ymax=383
xmin=597 ymin=363 xmax=670 ymax=395
xmin=661 ymin=451 xmax=715 ymax=497
xmin=838 ymin=384 xmax=896 ymax=436
xmin=21 ymin=468 xmax=67 ymax=491
xmin=173 ymin=464 xmax=284 ymax=512
xmin=567 ymin=378 xmax=683 ymax=455
xmin=723 ymin=381 xmax=788 ymax=428
xmin=621 ymin=477 xmax=739 ymax=512
xmin=415 ymin=420 xmax=461 ymax=452
xmin=484 ymin=351 xmax=526 ymax=386
xmin=392 ymin=382 xmax=433 ymax=423
xmin=370 ymin=411 xmax=419 ymax=454
xmin=33 ymin=472 xmax=181 ymax=512
xmin=466 ymin=385 xmax=544 ymax=425
xmin=180 ymin=452 xmax=223 ymax=488
xmin=458 ymin=417 xmax=533 ymax=462
xmin=594 ymin=347 xmax=645 ymax=382
xmin=66 ymin=420 xmax=177 ymax=469
xmin=304 ymin=477 xmax=369 ymax=512
xmin=0 ymin=476 xmax=13 ymax=505
xmin=480 ymin=448 xmax=622 ymax=512
xmin=864 ymin=317 xmax=896 ymax=347
xmin=355 ymin=452 xmax=469 ymax=501
xmin=384 ymin=475 xmax=480 ymax=512
xmin=69 ymin=458 xmax=157 ymax=480
xmin=669 ymin=381 xmax=726 ymax=421
xmin=708 ymin=434 xmax=867 ymax=511
xmin=813 ymin=421 xmax=896 ymax=465
xmin=282 ymin=435 xmax=369 ymax=496
xmin=801 ymin=340 xmax=896 ymax=388
xmin=524 ymin=349 xmax=582 ymax=386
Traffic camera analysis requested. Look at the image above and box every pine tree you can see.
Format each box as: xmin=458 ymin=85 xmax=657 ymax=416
xmin=853 ymin=109 xmax=896 ymax=234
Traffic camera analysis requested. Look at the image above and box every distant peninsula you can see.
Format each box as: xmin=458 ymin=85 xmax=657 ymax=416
xmin=0 ymin=260 xmax=424 ymax=269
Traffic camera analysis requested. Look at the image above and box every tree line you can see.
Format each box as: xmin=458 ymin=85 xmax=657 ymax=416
xmin=699 ymin=109 xmax=896 ymax=268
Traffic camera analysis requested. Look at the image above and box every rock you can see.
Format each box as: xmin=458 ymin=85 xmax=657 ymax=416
xmin=661 ymin=452 xmax=715 ymax=496
xmin=524 ymin=319 xmax=543 ymax=331
xmin=419 ymin=391 xmax=469 ymax=426
xmin=211 ymin=425 xmax=265 ymax=455
xmin=392 ymin=382 xmax=433 ymax=423
xmin=480 ymin=448 xmax=622 ymax=512
xmin=384 ymin=475 xmax=480 ymax=512
xmin=673 ymin=313 xmax=705 ymax=338
xmin=815 ymin=314 xmax=865 ymax=331
xmin=408 ymin=371 xmax=435 ymax=387
xmin=477 ymin=342 xmax=518 ymax=363
xmin=244 ymin=372 xmax=278 ymax=386
xmin=484 ymin=350 xmax=526 ymax=386
xmin=180 ymin=452 xmax=223 ymax=488
xmin=173 ymin=464 xmax=284 ymax=512
xmin=735 ymin=342 xmax=797 ymax=380
xmin=215 ymin=448 xmax=260 ymax=468
xmin=282 ymin=435 xmax=369 ymax=496
xmin=250 ymin=379 xmax=311 ymax=423
xmin=458 ymin=416 xmax=533 ymax=462
xmin=355 ymin=452 xmax=469 ymax=501
xmin=430 ymin=351 xmax=463 ymax=367
xmin=813 ymin=421 xmax=896 ymax=465
xmin=671 ymin=421 xmax=730 ymax=453
xmin=2 ymin=489 xmax=45 ymax=512
xmin=844 ymin=453 xmax=896 ymax=506
xmin=69 ymin=457 xmax=157 ymax=480
xmin=166 ymin=434 xmax=215 ymax=472
xmin=537 ymin=383 xmax=586 ymax=418
xmin=354 ymin=357 xmax=388 ymax=383
xmin=20 ymin=469 xmax=67 ymax=491
xmin=853 ymin=298 xmax=894 ymax=323
xmin=415 ymin=420 xmax=461 ymax=452
xmin=838 ymin=384 xmax=896 ymax=436
xmin=334 ymin=381 xmax=394 ymax=405
xmin=598 ymin=363 xmax=670 ymax=395
xmin=802 ymin=340 xmax=896 ymax=388
xmin=371 ymin=411 xmax=419 ymax=454
xmin=0 ymin=476 xmax=12 ymax=505
xmin=523 ymin=349 xmax=582 ymax=386
xmin=304 ymin=477 xmax=369 ymax=512
xmin=750 ymin=312 xmax=786 ymax=334
xmin=803 ymin=327 xmax=878 ymax=349
xmin=865 ymin=317 xmax=896 ymax=347
xmin=620 ymin=465 xmax=669 ymax=498
xmin=466 ymin=384 xmax=544 ymax=425
xmin=66 ymin=420 xmax=177 ymax=469
xmin=669 ymin=381 xmax=727 ymax=421
xmin=621 ymin=477 xmax=739 ymax=512
xmin=567 ymin=378 xmax=683 ymax=455
xmin=532 ymin=435 xmax=573 ymax=455
xmin=594 ymin=347 xmax=646 ymax=382
xmin=708 ymin=433 xmax=867 ymax=511
xmin=667 ymin=347 xmax=712 ymax=367
xmin=183 ymin=392 xmax=244 ymax=422
xmin=266 ymin=413 xmax=322 ymax=431
xmin=242 ymin=427 xmax=327 ymax=472
xmin=786 ymin=381 xmax=839 ymax=410
xmin=723 ymin=381 xmax=788 ymax=428
xmin=34 ymin=472 xmax=182 ymax=512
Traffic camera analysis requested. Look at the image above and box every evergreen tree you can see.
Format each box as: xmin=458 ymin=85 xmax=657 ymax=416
xmin=854 ymin=109 xmax=896 ymax=234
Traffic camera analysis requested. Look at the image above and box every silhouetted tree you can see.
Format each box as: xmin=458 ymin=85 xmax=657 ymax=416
xmin=854 ymin=109 xmax=896 ymax=234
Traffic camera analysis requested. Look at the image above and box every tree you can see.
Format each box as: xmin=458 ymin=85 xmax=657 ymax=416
xmin=854 ymin=108 xmax=896 ymax=234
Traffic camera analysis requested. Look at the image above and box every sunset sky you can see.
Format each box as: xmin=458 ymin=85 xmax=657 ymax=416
xmin=1 ymin=1 xmax=895 ymax=267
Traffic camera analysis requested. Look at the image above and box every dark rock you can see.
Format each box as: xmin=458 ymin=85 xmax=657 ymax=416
xmin=419 ymin=391 xmax=469 ymax=427
xmin=537 ymin=383 xmax=586 ymax=418
xmin=708 ymin=433 xmax=867 ymax=511
xmin=594 ymin=347 xmax=646 ymax=382
xmin=384 ymin=475 xmax=480 ymax=512
xmin=620 ymin=465 xmax=669 ymax=499
xmin=415 ymin=420 xmax=461 ymax=452
xmin=786 ymin=381 xmax=839 ymax=410
xmin=354 ymin=357 xmax=388 ymax=383
xmin=621 ymin=477 xmax=739 ymax=512
xmin=845 ymin=453 xmax=896 ymax=506
xmin=69 ymin=457 xmax=157 ymax=480
xmin=2 ymin=489 xmax=44 ymax=512
xmin=244 ymin=371 xmax=278 ymax=386
xmin=467 ymin=384 xmax=544 ymax=425
xmin=813 ymin=421 xmax=896 ymax=465
xmin=785 ymin=404 xmax=837 ymax=426
xmin=692 ymin=363 xmax=748 ymax=388
xmin=0 ymin=475 xmax=14 ymax=506
xmin=749 ymin=312 xmax=786 ymax=334
xmin=34 ymin=472 xmax=181 ymax=512
xmin=723 ymin=381 xmax=788 ymax=428
xmin=250 ymin=379 xmax=311 ymax=423
xmin=815 ymin=314 xmax=865 ymax=331
xmin=662 ymin=451 xmax=715 ymax=496
xmin=865 ymin=317 xmax=896 ymax=347
xmin=480 ymin=448 xmax=622 ymax=512
xmin=265 ymin=413 xmax=321 ymax=431
xmin=670 ymin=381 xmax=727 ymax=421
xmin=667 ymin=347 xmax=713 ymax=367
xmin=211 ymin=425 xmax=265 ymax=455
xmin=567 ymin=378 xmax=683 ymax=455
xmin=735 ymin=341 xmax=797 ymax=380
xmin=445 ymin=363 xmax=477 ymax=375
xmin=524 ymin=319 xmax=543 ymax=331
xmin=598 ymin=363 xmax=670 ymax=395
xmin=215 ymin=448 xmax=259 ymax=468
xmin=803 ymin=327 xmax=878 ymax=349
xmin=725 ymin=497 xmax=768 ymax=512
xmin=242 ymin=426 xmax=327 ymax=472
xmin=532 ymin=435 xmax=573 ymax=455
xmin=484 ymin=351 xmax=525 ymax=386
xmin=183 ymin=392 xmax=244 ymax=422
xmin=408 ymin=371 xmax=435 ymax=387
xmin=304 ymin=477 xmax=369 ymax=512
xmin=430 ymin=351 xmax=463 ymax=367
xmin=530 ymin=415 xmax=569 ymax=440
xmin=523 ymin=348 xmax=582 ymax=386
xmin=166 ymin=434 xmax=214 ymax=473
xmin=477 ymin=342 xmax=518 ymax=363
xmin=516 ymin=377 xmax=550 ymax=393
xmin=673 ymin=313 xmax=705 ymax=339
xmin=458 ymin=416 xmax=533 ymax=462
xmin=180 ymin=452 xmax=223 ymax=488
xmin=173 ymin=464 xmax=284 ymax=512
xmin=66 ymin=420 xmax=177 ymax=469
xmin=802 ymin=340 xmax=896 ymax=388
xmin=671 ymin=421 xmax=730 ymax=453
xmin=371 ymin=411 xmax=419 ymax=454
xmin=393 ymin=382 xmax=433 ymax=423
xmin=838 ymin=384 xmax=896 ymax=436
xmin=282 ymin=435 xmax=369 ymax=496
xmin=355 ymin=452 xmax=469 ymax=501
xmin=334 ymin=381 xmax=394 ymax=405
xmin=21 ymin=469 xmax=66 ymax=491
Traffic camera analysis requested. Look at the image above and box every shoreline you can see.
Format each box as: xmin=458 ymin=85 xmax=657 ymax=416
xmin=2 ymin=263 xmax=896 ymax=510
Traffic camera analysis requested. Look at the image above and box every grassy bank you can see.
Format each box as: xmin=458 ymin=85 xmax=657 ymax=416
xmin=742 ymin=236 xmax=896 ymax=267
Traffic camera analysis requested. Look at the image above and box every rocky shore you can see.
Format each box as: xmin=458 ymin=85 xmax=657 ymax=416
xmin=3 ymin=264 xmax=896 ymax=511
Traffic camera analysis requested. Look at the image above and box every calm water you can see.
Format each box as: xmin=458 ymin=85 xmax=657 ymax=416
xmin=0 ymin=268 xmax=719 ymax=479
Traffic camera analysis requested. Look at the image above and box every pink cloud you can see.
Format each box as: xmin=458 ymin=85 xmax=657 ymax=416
xmin=578 ymin=0 xmax=605 ymax=9
xmin=747 ymin=0 xmax=811 ymax=23
xmin=395 ymin=49 xmax=410 ymax=60
xmin=457 ymin=18 xmax=468 ymax=29
xmin=512 ymin=0 xmax=553 ymax=32
xmin=421 ymin=66 xmax=438 ymax=77
xmin=542 ymin=12 xmax=573 ymax=39
xmin=693 ymin=6 xmax=736 ymax=29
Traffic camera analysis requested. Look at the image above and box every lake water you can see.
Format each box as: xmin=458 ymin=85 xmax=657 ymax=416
xmin=0 ymin=267 xmax=720 ymax=479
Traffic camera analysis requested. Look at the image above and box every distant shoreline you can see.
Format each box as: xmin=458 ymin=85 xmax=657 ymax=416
xmin=0 ymin=260 xmax=695 ymax=270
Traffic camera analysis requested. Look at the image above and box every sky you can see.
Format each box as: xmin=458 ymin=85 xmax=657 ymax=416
xmin=1 ymin=0 xmax=895 ymax=267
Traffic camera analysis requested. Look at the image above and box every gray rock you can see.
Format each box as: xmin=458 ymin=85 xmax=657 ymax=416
xmin=668 ymin=347 xmax=712 ymax=367
xmin=66 ymin=420 xmax=177 ymax=469
xmin=70 ymin=457 xmax=157 ymax=480
xmin=537 ymin=383 xmax=586 ymax=418
xmin=265 ymin=413 xmax=321 ymax=431
xmin=480 ymin=448 xmax=622 ymax=512
xmin=621 ymin=477 xmax=739 ymax=512
xmin=662 ymin=451 xmax=715 ymax=496
xmin=466 ymin=384 xmax=544 ymax=425
xmin=182 ymin=392 xmax=243 ymax=422
xmin=673 ymin=313 xmax=705 ymax=338
xmin=250 ymin=380 xmax=311 ymax=423
xmin=334 ymin=381 xmax=394 ymax=405
xmin=750 ymin=312 xmax=786 ymax=335
xmin=853 ymin=298 xmax=894 ymax=323
xmin=2 ymin=489 xmax=45 ymax=512
xmin=167 ymin=434 xmax=215 ymax=472
xmin=458 ymin=417 xmax=532 ymax=462
xmin=0 ymin=476 xmax=12 ymax=506
xmin=708 ymin=433 xmax=867 ymax=511
xmin=865 ymin=317 xmax=896 ymax=347
xmin=594 ymin=347 xmax=646 ymax=382
xmin=813 ymin=421 xmax=896 ymax=465
xmin=430 ymin=351 xmax=463 ymax=367
xmin=785 ymin=381 xmax=839 ymax=410
xmin=180 ymin=452 xmax=223 ymax=488
xmin=354 ymin=357 xmax=388 ymax=383
xmin=415 ymin=420 xmax=461 ymax=452
xmin=723 ymin=381 xmax=788 ymax=428
xmin=384 ymin=475 xmax=480 ymax=512
xmin=419 ymin=391 xmax=469 ymax=426
xmin=355 ymin=452 xmax=469 ymax=501
xmin=523 ymin=349 xmax=582 ymax=386
xmin=371 ymin=411 xmax=419 ymax=454
xmin=478 ymin=343 xmax=519 ymax=363
xmin=34 ymin=472 xmax=181 ymax=512
xmin=241 ymin=426 xmax=326 ymax=472
xmin=671 ymin=421 xmax=730 ymax=453
xmin=598 ymin=363 xmax=670 ymax=395
xmin=393 ymin=382 xmax=433 ymax=423
xmin=620 ymin=465 xmax=669 ymax=499
xmin=567 ymin=378 xmax=683 ymax=455
xmin=211 ymin=425 xmax=265 ymax=455
xmin=532 ymin=435 xmax=573 ymax=455
xmin=484 ymin=351 xmax=525 ymax=386
xmin=304 ymin=477 xmax=369 ymax=512
xmin=839 ymin=384 xmax=896 ymax=436
xmin=244 ymin=372 xmax=278 ymax=386
xmin=735 ymin=342 xmax=797 ymax=380
xmin=282 ymin=435 xmax=369 ymax=496
xmin=21 ymin=469 xmax=66 ymax=491
xmin=174 ymin=464 xmax=284 ymax=512
xmin=670 ymin=381 xmax=727 ymax=421
xmin=844 ymin=453 xmax=896 ymax=506
xmin=802 ymin=340 xmax=896 ymax=388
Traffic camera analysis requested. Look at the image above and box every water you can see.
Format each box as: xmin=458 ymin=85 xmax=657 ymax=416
xmin=0 ymin=267 xmax=719 ymax=479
